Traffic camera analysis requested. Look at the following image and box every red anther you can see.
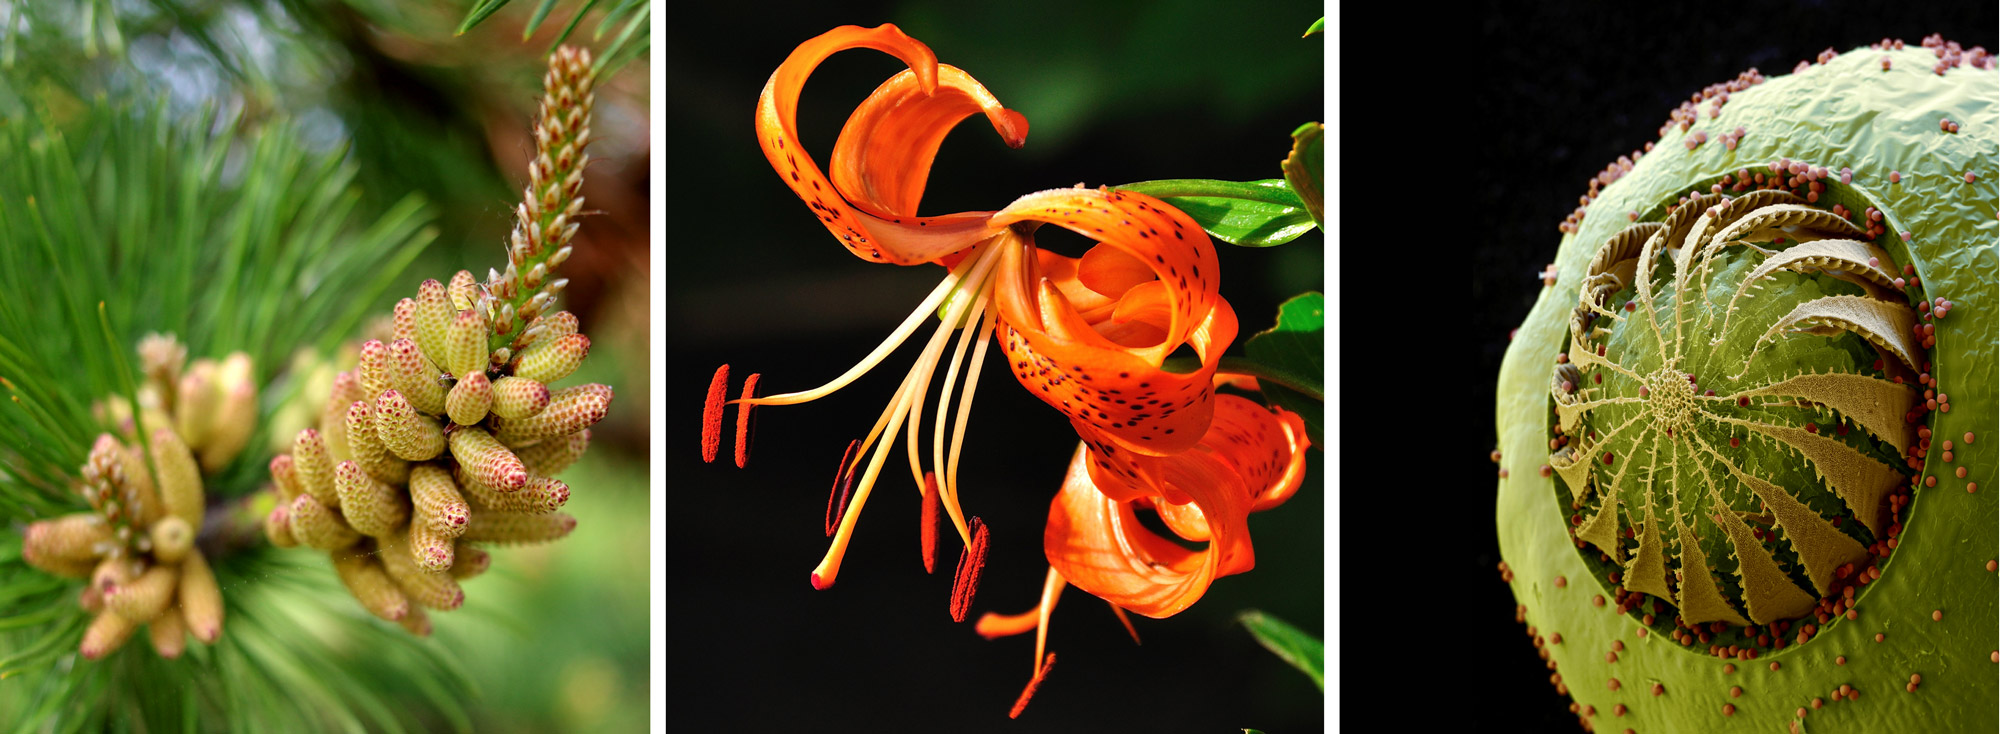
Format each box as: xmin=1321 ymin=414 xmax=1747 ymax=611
xmin=950 ymin=517 xmax=991 ymax=622
xmin=826 ymin=439 xmax=862 ymax=537
xmin=734 ymin=373 xmax=761 ymax=469
xmin=702 ymin=365 xmax=730 ymax=463
xmin=1007 ymin=653 xmax=1057 ymax=719
xmin=921 ymin=472 xmax=941 ymax=574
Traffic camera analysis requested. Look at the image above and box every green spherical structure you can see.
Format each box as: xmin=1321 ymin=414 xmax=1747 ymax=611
xmin=1495 ymin=40 xmax=1996 ymax=732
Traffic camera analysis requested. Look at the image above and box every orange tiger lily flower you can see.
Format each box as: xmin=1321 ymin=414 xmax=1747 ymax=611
xmin=978 ymin=393 xmax=1310 ymax=716
xmin=702 ymin=23 xmax=1244 ymax=613
xmin=1047 ymin=393 xmax=1310 ymax=616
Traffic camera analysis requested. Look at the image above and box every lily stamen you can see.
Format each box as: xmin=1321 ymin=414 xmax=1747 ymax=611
xmin=811 ymin=246 xmax=1000 ymax=590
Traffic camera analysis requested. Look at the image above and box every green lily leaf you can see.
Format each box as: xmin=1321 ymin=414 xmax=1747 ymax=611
xmin=1243 ymin=292 xmax=1323 ymax=446
xmin=1302 ymin=17 xmax=1324 ymax=38
xmin=1281 ymin=123 xmax=1323 ymax=228
xmin=1115 ymin=179 xmax=1317 ymax=247
xmin=1238 ymin=609 xmax=1323 ymax=690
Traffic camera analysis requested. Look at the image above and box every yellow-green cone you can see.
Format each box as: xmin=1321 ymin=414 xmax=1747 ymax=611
xmin=515 ymin=333 xmax=589 ymax=384
xmin=449 ymin=427 xmax=527 ymax=492
xmin=263 ymin=503 xmax=297 ymax=548
xmin=464 ymin=511 xmax=576 ymax=544
xmin=80 ymin=610 xmax=139 ymax=660
xmin=289 ymin=494 xmax=361 ymax=551
xmin=178 ymin=551 xmax=223 ymax=643
xmin=344 ymin=399 xmax=410 ymax=484
xmin=23 ymin=514 xmax=111 ymax=577
xmin=449 ymin=544 xmax=491 ymax=580
xmin=149 ymin=516 xmax=194 ymax=564
xmin=516 ymin=428 xmax=590 ymax=477
xmin=409 ymin=521 xmax=456 ymax=573
xmin=105 ymin=564 xmax=178 ymax=623
xmin=334 ymin=460 xmax=411 ymax=537
xmin=292 ymin=428 xmax=338 ymax=509
xmin=443 ymin=308 xmax=490 ymax=379
xmin=446 ymin=371 xmax=494 ymax=426
xmin=459 ymin=469 xmax=569 ymax=514
xmin=374 ymin=390 xmax=446 ymax=461
xmin=415 ymin=279 xmax=453 ymax=359
xmin=491 ymin=383 xmax=611 ymax=444
xmin=489 ymin=376 xmax=551 ymax=420
xmin=149 ymin=427 xmax=205 ymax=532
xmin=378 ymin=530 xmax=463 ymax=610
xmin=387 ymin=338 xmax=448 ymax=415
xmin=198 ymin=352 xmax=257 ymax=472
xmin=149 ymin=608 xmax=188 ymax=659
xmin=333 ymin=545 xmax=410 ymax=622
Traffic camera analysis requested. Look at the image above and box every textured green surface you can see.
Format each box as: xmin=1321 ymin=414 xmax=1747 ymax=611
xmin=1495 ymin=45 xmax=1996 ymax=732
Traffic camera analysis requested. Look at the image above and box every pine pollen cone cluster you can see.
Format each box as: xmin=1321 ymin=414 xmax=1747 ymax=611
xmin=262 ymin=45 xmax=609 ymax=636
xmin=23 ymin=335 xmax=243 ymax=660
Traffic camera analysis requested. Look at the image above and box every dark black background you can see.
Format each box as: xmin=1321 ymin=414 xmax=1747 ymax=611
xmin=1353 ymin=1 xmax=1994 ymax=731
xmin=664 ymin=1 xmax=1325 ymax=732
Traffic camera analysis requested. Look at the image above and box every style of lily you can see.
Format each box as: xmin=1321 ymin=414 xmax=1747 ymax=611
xmin=699 ymin=23 xmax=1312 ymax=716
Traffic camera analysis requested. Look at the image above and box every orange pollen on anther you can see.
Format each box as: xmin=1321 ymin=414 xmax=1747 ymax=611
xmin=734 ymin=373 xmax=761 ymax=468
xmin=921 ymin=471 xmax=940 ymax=574
xmin=1007 ymin=653 xmax=1056 ymax=719
xmin=701 ymin=364 xmax=729 ymax=463
xmin=825 ymin=439 xmax=861 ymax=537
xmin=950 ymin=516 xmax=991 ymax=622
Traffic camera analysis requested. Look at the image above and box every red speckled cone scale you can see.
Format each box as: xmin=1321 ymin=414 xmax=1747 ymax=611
xmin=447 ymin=271 xmax=478 ymax=312
xmin=357 ymin=340 xmax=394 ymax=399
xmin=449 ymin=427 xmax=528 ymax=492
xmin=319 ymin=372 xmax=363 ymax=464
xmin=333 ymin=547 xmax=409 ymax=621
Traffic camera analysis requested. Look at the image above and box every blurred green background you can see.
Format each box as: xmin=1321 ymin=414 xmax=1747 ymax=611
xmin=0 ymin=2 xmax=650 ymax=731
xmin=665 ymin=1 xmax=1323 ymax=731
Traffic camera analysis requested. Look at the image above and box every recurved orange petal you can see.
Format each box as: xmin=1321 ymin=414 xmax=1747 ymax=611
xmin=1079 ymin=395 xmax=1310 ymax=508
xmin=756 ymin=24 xmax=1027 ymax=265
xmin=992 ymin=189 xmax=1237 ymax=458
xmin=1043 ymin=443 xmax=1253 ymax=618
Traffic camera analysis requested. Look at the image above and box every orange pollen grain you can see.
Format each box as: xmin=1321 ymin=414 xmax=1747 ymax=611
xmin=734 ymin=373 xmax=761 ymax=468
xmin=950 ymin=517 xmax=991 ymax=623
xmin=701 ymin=364 xmax=729 ymax=463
